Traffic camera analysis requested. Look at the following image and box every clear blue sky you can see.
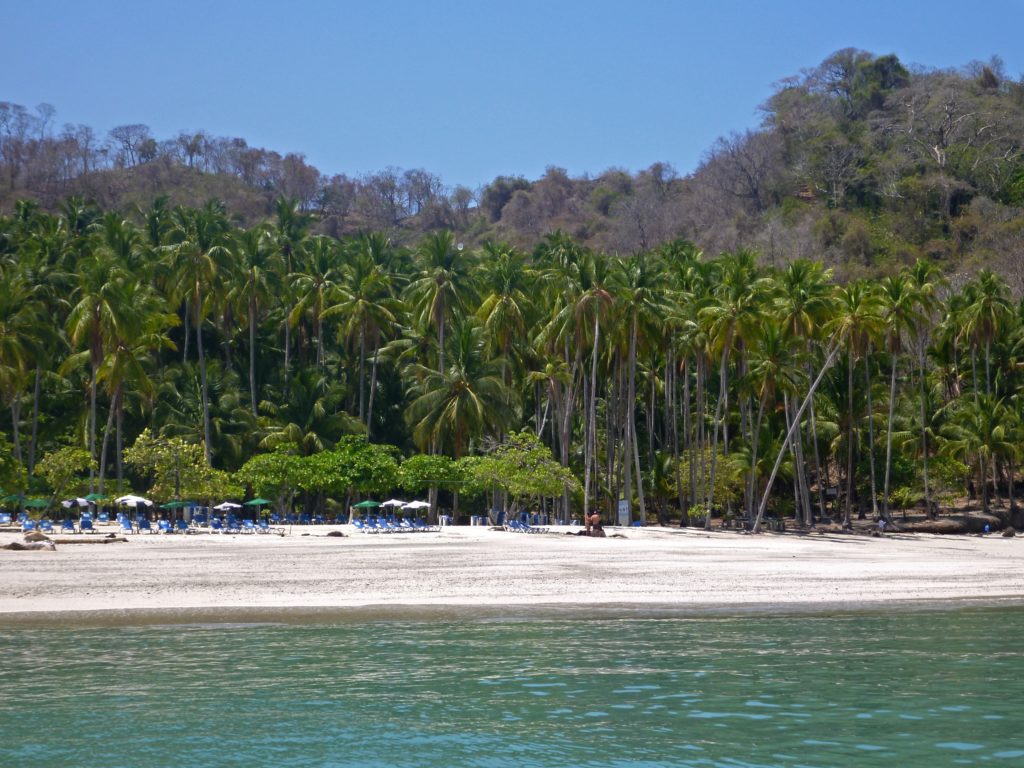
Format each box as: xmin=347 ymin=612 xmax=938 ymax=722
xmin=4 ymin=0 xmax=1023 ymax=189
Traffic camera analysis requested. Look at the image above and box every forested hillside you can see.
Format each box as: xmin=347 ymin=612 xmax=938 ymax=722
xmin=1 ymin=50 xmax=1023 ymax=527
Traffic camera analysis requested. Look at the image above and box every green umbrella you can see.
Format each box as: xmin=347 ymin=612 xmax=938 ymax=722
xmin=244 ymin=498 xmax=271 ymax=506
xmin=84 ymin=493 xmax=106 ymax=502
xmin=3 ymin=493 xmax=26 ymax=503
xmin=160 ymin=501 xmax=186 ymax=509
xmin=24 ymin=498 xmax=49 ymax=509
xmin=353 ymin=500 xmax=381 ymax=508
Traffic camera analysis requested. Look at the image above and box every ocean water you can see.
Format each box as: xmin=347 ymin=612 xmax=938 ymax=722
xmin=1 ymin=606 xmax=1023 ymax=767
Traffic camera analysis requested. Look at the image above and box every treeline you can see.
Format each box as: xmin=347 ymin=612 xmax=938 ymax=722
xmin=2 ymin=195 xmax=1024 ymax=528
xmin=3 ymin=50 xmax=1023 ymax=276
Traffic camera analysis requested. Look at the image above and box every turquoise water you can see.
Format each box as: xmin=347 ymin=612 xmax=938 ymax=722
xmin=2 ymin=607 xmax=1023 ymax=767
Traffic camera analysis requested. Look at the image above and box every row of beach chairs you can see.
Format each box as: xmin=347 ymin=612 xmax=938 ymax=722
xmin=353 ymin=516 xmax=437 ymax=533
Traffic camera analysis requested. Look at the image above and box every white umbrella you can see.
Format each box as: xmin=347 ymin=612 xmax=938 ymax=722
xmin=61 ymin=497 xmax=89 ymax=508
xmin=213 ymin=501 xmax=242 ymax=511
xmin=115 ymin=494 xmax=153 ymax=507
xmin=381 ymin=499 xmax=407 ymax=507
xmin=402 ymin=500 xmax=430 ymax=510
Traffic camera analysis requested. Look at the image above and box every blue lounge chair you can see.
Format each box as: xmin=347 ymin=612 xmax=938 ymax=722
xmin=224 ymin=518 xmax=241 ymax=534
xmin=137 ymin=518 xmax=153 ymax=534
xmin=241 ymin=519 xmax=257 ymax=533
xmin=80 ymin=518 xmax=95 ymax=533
xmin=97 ymin=511 xmax=109 ymax=523
xmin=175 ymin=519 xmax=190 ymax=533
xmin=0 ymin=512 xmax=10 ymax=525
xmin=38 ymin=519 xmax=53 ymax=533
xmin=21 ymin=519 xmax=36 ymax=532
xmin=209 ymin=518 xmax=223 ymax=533
xmin=120 ymin=518 xmax=134 ymax=534
xmin=61 ymin=519 xmax=76 ymax=533
xmin=157 ymin=519 xmax=172 ymax=534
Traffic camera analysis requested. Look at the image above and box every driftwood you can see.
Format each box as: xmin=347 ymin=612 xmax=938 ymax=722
xmin=51 ymin=536 xmax=128 ymax=544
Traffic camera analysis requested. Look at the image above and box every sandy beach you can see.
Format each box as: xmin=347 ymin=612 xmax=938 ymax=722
xmin=2 ymin=524 xmax=1023 ymax=624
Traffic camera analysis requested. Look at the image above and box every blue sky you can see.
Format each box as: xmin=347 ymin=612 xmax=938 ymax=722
xmin=4 ymin=0 xmax=1023 ymax=189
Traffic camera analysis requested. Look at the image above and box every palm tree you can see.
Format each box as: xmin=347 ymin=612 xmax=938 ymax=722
xmin=698 ymin=250 xmax=769 ymax=527
xmin=408 ymin=231 xmax=476 ymax=377
xmin=959 ymin=269 xmax=1012 ymax=398
xmin=66 ymin=251 xmax=130 ymax=489
xmin=163 ymin=201 xmax=233 ymax=465
xmin=273 ymin=196 xmax=313 ymax=385
xmin=878 ymin=273 xmax=925 ymax=520
xmin=289 ymin=235 xmax=343 ymax=371
xmin=0 ymin=271 xmax=47 ymax=464
xmin=231 ymin=225 xmax=281 ymax=416
xmin=827 ymin=281 xmax=883 ymax=527
xmin=941 ymin=394 xmax=1014 ymax=515
xmin=406 ymin=319 xmax=511 ymax=459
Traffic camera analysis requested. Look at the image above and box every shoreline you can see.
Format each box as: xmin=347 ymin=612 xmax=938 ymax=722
xmin=2 ymin=524 xmax=1023 ymax=627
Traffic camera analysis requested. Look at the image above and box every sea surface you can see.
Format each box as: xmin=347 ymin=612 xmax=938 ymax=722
xmin=1 ymin=606 xmax=1023 ymax=767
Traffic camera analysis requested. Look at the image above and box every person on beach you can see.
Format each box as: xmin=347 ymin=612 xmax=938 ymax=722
xmin=586 ymin=511 xmax=605 ymax=537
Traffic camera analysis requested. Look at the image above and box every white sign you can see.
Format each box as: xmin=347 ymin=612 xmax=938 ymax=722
xmin=617 ymin=498 xmax=630 ymax=526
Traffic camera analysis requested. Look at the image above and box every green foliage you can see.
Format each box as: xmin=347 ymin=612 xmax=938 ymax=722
xmin=234 ymin=447 xmax=304 ymax=511
xmin=397 ymin=453 xmax=462 ymax=493
xmin=464 ymin=431 xmax=580 ymax=504
xmin=299 ymin=437 xmax=400 ymax=496
xmin=674 ymin=449 xmax=746 ymax=507
xmin=34 ymin=446 xmax=94 ymax=499
xmin=0 ymin=432 xmax=26 ymax=493
xmin=124 ymin=429 xmax=242 ymax=502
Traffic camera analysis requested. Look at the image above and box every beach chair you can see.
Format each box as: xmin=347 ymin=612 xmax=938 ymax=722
xmin=119 ymin=518 xmax=134 ymax=534
xmin=241 ymin=519 xmax=257 ymax=534
xmin=80 ymin=517 xmax=95 ymax=533
xmin=61 ymin=519 xmax=76 ymax=534
xmin=21 ymin=519 xmax=36 ymax=533
xmin=269 ymin=513 xmax=281 ymax=524
xmin=97 ymin=510 xmax=109 ymax=523
xmin=209 ymin=518 xmax=224 ymax=533
xmin=157 ymin=519 xmax=172 ymax=534
xmin=137 ymin=518 xmax=153 ymax=534
xmin=175 ymin=519 xmax=190 ymax=534
xmin=0 ymin=512 xmax=10 ymax=525
xmin=224 ymin=518 xmax=241 ymax=534
xmin=38 ymin=519 xmax=54 ymax=533
xmin=18 ymin=512 xmax=28 ymax=523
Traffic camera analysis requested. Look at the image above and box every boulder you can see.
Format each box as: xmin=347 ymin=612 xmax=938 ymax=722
xmin=23 ymin=530 xmax=51 ymax=543
xmin=1002 ymin=527 xmax=1016 ymax=538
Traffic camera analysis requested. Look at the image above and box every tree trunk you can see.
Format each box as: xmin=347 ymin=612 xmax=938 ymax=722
xmin=864 ymin=353 xmax=879 ymax=520
xmin=366 ymin=334 xmax=381 ymax=441
xmin=98 ymin=399 xmax=115 ymax=494
xmin=249 ymin=294 xmax=258 ymax=417
xmin=883 ymin=351 xmax=898 ymax=521
xmin=196 ymin=296 xmax=213 ymax=466
xmin=28 ymin=364 xmax=41 ymax=476
xmin=753 ymin=342 xmax=843 ymax=532
xmin=845 ymin=350 xmax=855 ymax=528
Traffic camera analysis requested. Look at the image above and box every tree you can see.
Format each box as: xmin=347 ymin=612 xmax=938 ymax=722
xmin=35 ymin=446 xmax=94 ymax=506
xmin=234 ymin=447 xmax=303 ymax=516
xmin=466 ymin=431 xmax=581 ymax=515
xmin=124 ymin=429 xmax=241 ymax=503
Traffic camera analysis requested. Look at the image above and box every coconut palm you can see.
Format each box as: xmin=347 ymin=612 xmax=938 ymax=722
xmin=231 ymin=224 xmax=281 ymax=416
xmin=826 ymin=281 xmax=884 ymax=527
xmin=406 ymin=319 xmax=511 ymax=459
xmin=408 ymin=231 xmax=476 ymax=377
xmin=162 ymin=201 xmax=234 ymax=465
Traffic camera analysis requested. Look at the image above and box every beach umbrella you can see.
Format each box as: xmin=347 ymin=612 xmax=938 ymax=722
xmin=3 ymin=493 xmax=26 ymax=504
xmin=381 ymin=499 xmax=407 ymax=508
xmin=213 ymin=502 xmax=242 ymax=511
xmin=402 ymin=500 xmax=430 ymax=510
xmin=243 ymin=498 xmax=270 ymax=506
xmin=61 ymin=497 xmax=90 ymax=509
xmin=115 ymin=494 xmax=153 ymax=508
xmin=24 ymin=498 xmax=49 ymax=509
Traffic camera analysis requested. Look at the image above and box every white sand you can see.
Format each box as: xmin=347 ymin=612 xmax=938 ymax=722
xmin=1 ymin=525 xmax=1022 ymax=620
